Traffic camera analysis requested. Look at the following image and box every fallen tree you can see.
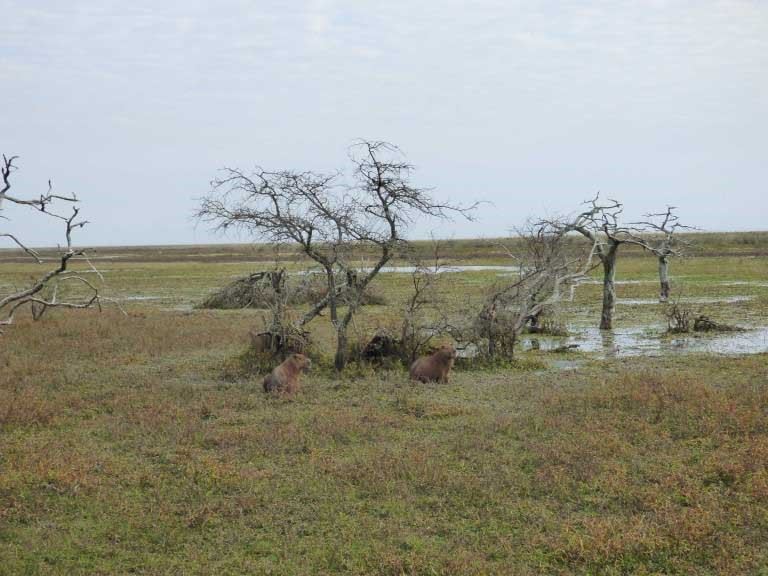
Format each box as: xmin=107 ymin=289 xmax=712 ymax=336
xmin=198 ymin=268 xmax=385 ymax=310
xmin=466 ymin=222 xmax=598 ymax=359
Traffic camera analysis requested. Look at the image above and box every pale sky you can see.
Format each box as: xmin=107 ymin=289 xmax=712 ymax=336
xmin=1 ymin=0 xmax=766 ymax=246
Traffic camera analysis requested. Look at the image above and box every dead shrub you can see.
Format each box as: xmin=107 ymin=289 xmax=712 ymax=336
xmin=664 ymin=301 xmax=692 ymax=333
xmin=664 ymin=301 xmax=742 ymax=334
xmin=692 ymin=315 xmax=742 ymax=333
xmin=359 ymin=328 xmax=403 ymax=365
xmin=222 ymin=321 xmax=313 ymax=380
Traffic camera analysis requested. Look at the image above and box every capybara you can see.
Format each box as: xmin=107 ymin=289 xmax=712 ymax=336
xmin=409 ymin=344 xmax=457 ymax=383
xmin=263 ymin=353 xmax=312 ymax=394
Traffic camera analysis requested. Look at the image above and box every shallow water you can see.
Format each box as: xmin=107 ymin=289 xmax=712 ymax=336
xmin=118 ymin=295 xmax=173 ymax=301
xmin=582 ymin=279 xmax=656 ymax=285
xmin=293 ymin=265 xmax=521 ymax=276
xmin=366 ymin=265 xmax=521 ymax=274
xmin=719 ymin=281 xmax=768 ymax=288
xmin=616 ymin=296 xmax=753 ymax=305
xmin=520 ymin=325 xmax=768 ymax=358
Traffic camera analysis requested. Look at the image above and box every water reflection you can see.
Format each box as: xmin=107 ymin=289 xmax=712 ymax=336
xmin=599 ymin=330 xmax=618 ymax=358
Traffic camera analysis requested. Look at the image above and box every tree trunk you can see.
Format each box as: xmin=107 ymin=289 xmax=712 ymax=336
xmin=326 ymin=268 xmax=338 ymax=327
xmin=485 ymin=303 xmax=497 ymax=358
xmin=658 ymin=256 xmax=670 ymax=302
xmin=321 ymin=266 xmax=347 ymax=371
xmin=599 ymin=246 xmax=618 ymax=330
xmin=487 ymin=331 xmax=496 ymax=358
xmin=334 ymin=326 xmax=348 ymax=372
xmin=271 ymin=269 xmax=285 ymax=320
xmin=334 ymin=295 xmax=360 ymax=372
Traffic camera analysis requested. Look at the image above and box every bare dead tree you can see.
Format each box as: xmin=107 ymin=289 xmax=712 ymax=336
xmin=628 ymin=207 xmax=694 ymax=302
xmin=197 ymin=165 xmax=348 ymax=323
xmin=0 ymin=154 xmax=101 ymax=331
xmin=472 ymin=222 xmax=598 ymax=358
xmin=197 ymin=140 xmax=475 ymax=371
xmin=542 ymin=195 xmax=658 ymax=330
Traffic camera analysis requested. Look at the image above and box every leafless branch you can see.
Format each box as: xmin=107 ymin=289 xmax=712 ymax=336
xmin=198 ymin=139 xmax=476 ymax=370
xmin=1 ymin=154 xmax=102 ymax=331
xmin=626 ymin=206 xmax=696 ymax=301
xmin=538 ymin=194 xmax=657 ymax=328
xmin=627 ymin=206 xmax=697 ymax=257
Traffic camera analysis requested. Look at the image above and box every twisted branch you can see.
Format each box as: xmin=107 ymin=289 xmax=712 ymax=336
xmin=1 ymin=154 xmax=102 ymax=331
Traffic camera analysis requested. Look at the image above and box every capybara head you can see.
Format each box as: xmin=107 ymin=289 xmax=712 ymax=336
xmin=434 ymin=344 xmax=457 ymax=361
xmin=289 ymin=353 xmax=312 ymax=372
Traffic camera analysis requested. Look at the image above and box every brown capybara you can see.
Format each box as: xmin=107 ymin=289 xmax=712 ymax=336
xmin=409 ymin=344 xmax=457 ymax=383
xmin=263 ymin=353 xmax=312 ymax=395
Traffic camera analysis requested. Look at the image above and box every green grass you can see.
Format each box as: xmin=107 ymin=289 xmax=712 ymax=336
xmin=1 ymin=233 xmax=768 ymax=574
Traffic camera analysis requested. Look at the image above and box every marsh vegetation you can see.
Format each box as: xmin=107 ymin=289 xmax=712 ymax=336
xmin=1 ymin=233 xmax=767 ymax=574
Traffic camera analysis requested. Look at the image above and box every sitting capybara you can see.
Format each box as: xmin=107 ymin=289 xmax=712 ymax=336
xmin=263 ymin=353 xmax=312 ymax=395
xmin=409 ymin=344 xmax=457 ymax=383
